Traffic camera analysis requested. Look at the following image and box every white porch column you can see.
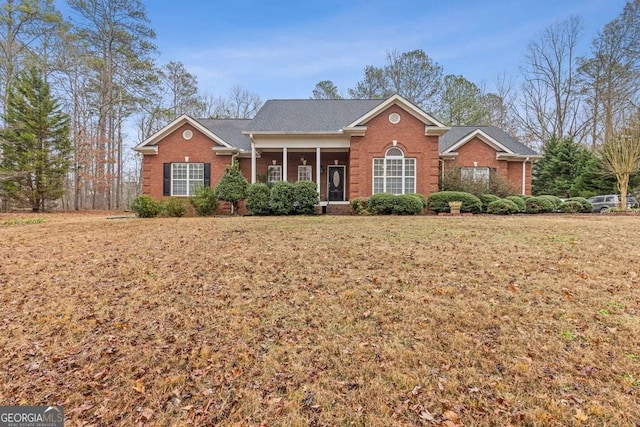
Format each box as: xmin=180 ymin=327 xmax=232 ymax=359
xmin=251 ymin=142 xmax=256 ymax=184
xmin=316 ymin=147 xmax=321 ymax=195
xmin=282 ymin=147 xmax=288 ymax=181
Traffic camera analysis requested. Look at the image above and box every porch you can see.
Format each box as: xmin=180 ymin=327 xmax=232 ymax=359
xmin=249 ymin=147 xmax=350 ymax=203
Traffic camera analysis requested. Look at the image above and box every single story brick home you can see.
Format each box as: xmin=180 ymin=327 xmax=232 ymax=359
xmin=134 ymin=94 xmax=539 ymax=212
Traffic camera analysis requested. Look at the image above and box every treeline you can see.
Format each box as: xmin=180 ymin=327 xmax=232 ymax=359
xmin=0 ymin=0 xmax=260 ymax=211
xmin=312 ymin=3 xmax=640 ymax=150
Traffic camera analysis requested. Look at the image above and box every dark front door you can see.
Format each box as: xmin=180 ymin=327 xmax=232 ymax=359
xmin=328 ymin=166 xmax=345 ymax=201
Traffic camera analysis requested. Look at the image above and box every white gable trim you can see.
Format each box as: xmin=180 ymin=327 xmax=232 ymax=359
xmin=344 ymin=94 xmax=448 ymax=129
xmin=442 ymin=129 xmax=514 ymax=155
xmin=133 ymin=114 xmax=234 ymax=153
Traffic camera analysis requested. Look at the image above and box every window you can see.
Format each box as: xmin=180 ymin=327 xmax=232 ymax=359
xmin=268 ymin=165 xmax=282 ymax=183
xmin=171 ymin=163 xmax=204 ymax=196
xmin=461 ymin=167 xmax=490 ymax=184
xmin=298 ymin=165 xmax=312 ymax=181
xmin=373 ymin=147 xmax=416 ymax=195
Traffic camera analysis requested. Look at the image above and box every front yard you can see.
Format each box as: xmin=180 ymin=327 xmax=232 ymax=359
xmin=1 ymin=214 xmax=639 ymax=425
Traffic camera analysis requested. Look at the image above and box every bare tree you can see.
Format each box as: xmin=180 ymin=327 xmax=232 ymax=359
xmin=599 ymin=120 xmax=640 ymax=210
xmin=519 ymin=16 xmax=586 ymax=144
xmin=208 ymin=85 xmax=262 ymax=119
xmin=312 ymin=80 xmax=342 ymax=99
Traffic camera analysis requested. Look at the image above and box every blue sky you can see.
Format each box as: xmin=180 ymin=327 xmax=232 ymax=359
xmin=55 ymin=0 xmax=628 ymax=101
xmin=142 ymin=0 xmax=627 ymax=101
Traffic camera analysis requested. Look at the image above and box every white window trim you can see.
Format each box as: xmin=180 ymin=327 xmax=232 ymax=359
xmin=267 ymin=165 xmax=282 ymax=183
xmin=171 ymin=162 xmax=204 ymax=197
xmin=297 ymin=165 xmax=312 ymax=182
xmin=461 ymin=166 xmax=490 ymax=183
xmin=372 ymin=148 xmax=416 ymax=195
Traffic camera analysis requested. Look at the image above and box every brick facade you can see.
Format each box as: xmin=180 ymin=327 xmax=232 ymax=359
xmin=349 ymin=105 xmax=439 ymax=199
xmin=142 ymin=123 xmax=231 ymax=199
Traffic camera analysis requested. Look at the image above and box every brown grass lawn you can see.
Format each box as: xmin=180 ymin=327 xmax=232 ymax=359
xmin=1 ymin=213 xmax=639 ymax=426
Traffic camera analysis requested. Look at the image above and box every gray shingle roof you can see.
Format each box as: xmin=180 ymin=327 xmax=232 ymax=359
xmin=440 ymin=126 xmax=538 ymax=156
xmin=198 ymin=118 xmax=253 ymax=151
xmin=245 ymin=99 xmax=386 ymax=133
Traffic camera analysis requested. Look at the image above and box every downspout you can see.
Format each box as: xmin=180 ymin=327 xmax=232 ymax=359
xmin=438 ymin=159 xmax=445 ymax=191
xmin=231 ymin=152 xmax=239 ymax=214
xmin=522 ymin=157 xmax=530 ymax=195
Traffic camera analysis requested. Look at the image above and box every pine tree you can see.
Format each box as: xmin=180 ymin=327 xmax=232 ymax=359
xmin=1 ymin=67 xmax=71 ymax=211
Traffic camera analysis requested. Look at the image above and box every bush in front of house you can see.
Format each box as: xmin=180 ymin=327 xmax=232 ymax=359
xmin=269 ymin=181 xmax=295 ymax=215
xmin=164 ymin=197 xmax=186 ymax=217
xmin=479 ymin=194 xmax=501 ymax=212
xmin=215 ymin=164 xmax=248 ymax=215
xmin=486 ymin=198 xmax=521 ymax=215
xmin=536 ymin=194 xmax=563 ymax=210
xmin=130 ymin=195 xmax=163 ymax=218
xmin=406 ymin=193 xmax=428 ymax=209
xmin=426 ymin=191 xmax=482 ymax=214
xmin=350 ymin=197 xmax=369 ymax=215
xmin=189 ymin=186 xmax=218 ymax=216
xmin=558 ymin=200 xmax=584 ymax=213
xmin=366 ymin=193 xmax=423 ymax=215
xmin=292 ymin=180 xmax=319 ymax=215
xmin=525 ymin=196 xmax=556 ymax=214
xmin=566 ymin=197 xmax=593 ymax=213
xmin=505 ymin=195 xmax=526 ymax=212
xmin=246 ymin=183 xmax=271 ymax=215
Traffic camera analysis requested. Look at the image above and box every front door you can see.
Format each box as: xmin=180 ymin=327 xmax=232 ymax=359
xmin=328 ymin=166 xmax=345 ymax=201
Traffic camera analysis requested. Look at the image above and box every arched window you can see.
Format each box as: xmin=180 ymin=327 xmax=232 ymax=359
xmin=372 ymin=147 xmax=416 ymax=195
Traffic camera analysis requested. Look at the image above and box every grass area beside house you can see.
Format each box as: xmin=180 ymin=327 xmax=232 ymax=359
xmin=1 ymin=213 xmax=639 ymax=425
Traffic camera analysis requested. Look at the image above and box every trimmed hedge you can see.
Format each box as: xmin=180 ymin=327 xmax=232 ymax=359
xmin=505 ymin=195 xmax=526 ymax=213
xmin=559 ymin=200 xmax=583 ymax=213
xmin=426 ymin=191 xmax=482 ymax=214
xmin=130 ymin=195 xmax=163 ymax=218
xmin=367 ymin=193 xmax=423 ymax=215
xmin=566 ymin=197 xmax=593 ymax=213
xmin=479 ymin=194 xmax=501 ymax=212
xmin=269 ymin=181 xmax=296 ymax=215
xmin=486 ymin=198 xmax=520 ymax=215
xmin=246 ymin=183 xmax=271 ymax=215
xmin=406 ymin=193 xmax=428 ymax=209
xmin=526 ymin=196 xmax=556 ymax=214
xmin=537 ymin=195 xmax=563 ymax=210
xmin=292 ymin=180 xmax=319 ymax=215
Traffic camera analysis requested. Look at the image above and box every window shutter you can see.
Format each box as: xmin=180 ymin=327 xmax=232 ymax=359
xmin=163 ymin=163 xmax=171 ymax=196
xmin=204 ymin=163 xmax=211 ymax=187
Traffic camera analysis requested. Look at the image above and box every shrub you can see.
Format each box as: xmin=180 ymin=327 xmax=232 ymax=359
xmin=246 ymin=183 xmax=271 ymax=215
xmin=566 ymin=197 xmax=593 ymax=213
xmin=479 ymin=194 xmax=501 ymax=212
xmin=215 ymin=164 xmax=248 ymax=214
xmin=559 ymin=200 xmax=583 ymax=213
xmin=367 ymin=193 xmax=422 ymax=215
xmin=526 ymin=196 xmax=556 ymax=214
xmin=406 ymin=193 xmax=428 ymax=209
xmin=486 ymin=199 xmax=520 ymax=215
xmin=292 ymin=180 xmax=319 ymax=215
xmin=189 ymin=186 xmax=218 ymax=216
xmin=164 ymin=197 xmax=186 ymax=217
xmin=367 ymin=193 xmax=397 ymax=215
xmin=441 ymin=165 xmax=517 ymax=197
xmin=393 ymin=194 xmax=424 ymax=215
xmin=426 ymin=191 xmax=482 ymax=214
xmin=350 ymin=197 xmax=369 ymax=215
xmin=505 ymin=195 xmax=526 ymax=212
xmin=536 ymin=194 xmax=563 ymax=210
xmin=130 ymin=195 xmax=163 ymax=218
xmin=270 ymin=181 xmax=295 ymax=215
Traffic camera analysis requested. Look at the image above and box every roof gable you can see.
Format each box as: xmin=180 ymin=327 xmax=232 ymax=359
xmin=440 ymin=126 xmax=539 ymax=157
xmin=345 ymin=94 xmax=447 ymax=129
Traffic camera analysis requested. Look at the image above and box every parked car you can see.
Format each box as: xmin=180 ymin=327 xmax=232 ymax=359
xmin=587 ymin=194 xmax=639 ymax=213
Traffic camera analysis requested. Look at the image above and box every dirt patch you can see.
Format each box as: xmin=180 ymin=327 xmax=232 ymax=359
xmin=1 ymin=214 xmax=639 ymax=425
